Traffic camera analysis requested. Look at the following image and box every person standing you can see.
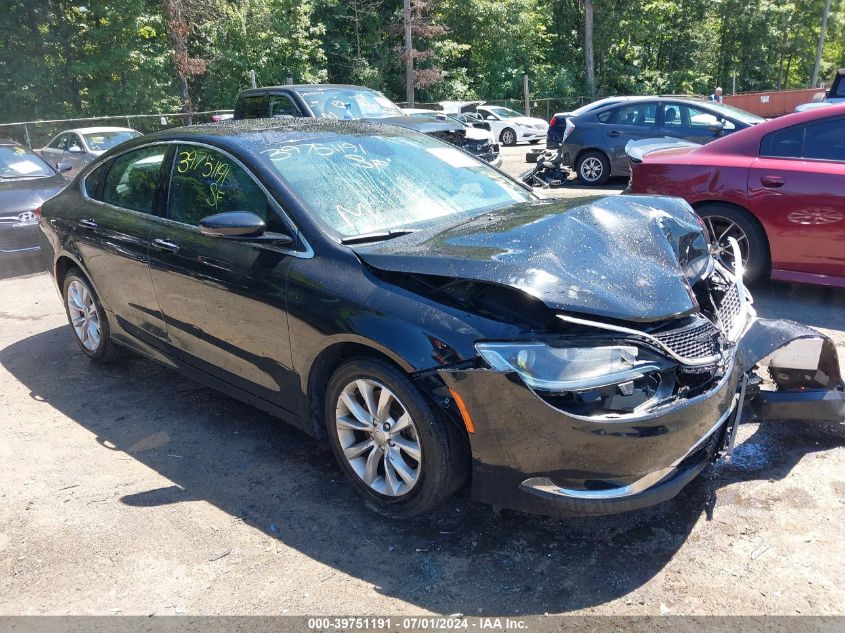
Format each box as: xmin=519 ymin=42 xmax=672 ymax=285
xmin=709 ymin=87 xmax=724 ymax=102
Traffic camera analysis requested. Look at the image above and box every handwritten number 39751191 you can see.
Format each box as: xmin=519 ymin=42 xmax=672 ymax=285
xmin=177 ymin=150 xmax=231 ymax=209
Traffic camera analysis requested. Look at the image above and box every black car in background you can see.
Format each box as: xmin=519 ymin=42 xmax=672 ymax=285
xmin=37 ymin=119 xmax=844 ymax=518
xmin=1 ymin=139 xmax=67 ymax=261
xmin=234 ymin=84 xmax=501 ymax=165
xmin=553 ymin=96 xmax=763 ymax=185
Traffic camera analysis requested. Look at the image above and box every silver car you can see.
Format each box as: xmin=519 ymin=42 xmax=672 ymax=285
xmin=40 ymin=127 xmax=142 ymax=179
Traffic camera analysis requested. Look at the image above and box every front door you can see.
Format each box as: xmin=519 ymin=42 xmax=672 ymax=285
xmin=73 ymin=144 xmax=169 ymax=341
xmin=147 ymin=144 xmax=299 ymax=410
xmin=750 ymin=115 xmax=845 ymax=278
xmin=658 ymin=102 xmax=727 ymax=145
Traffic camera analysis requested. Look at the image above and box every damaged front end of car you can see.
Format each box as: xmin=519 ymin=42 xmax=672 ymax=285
xmin=356 ymin=196 xmax=845 ymax=516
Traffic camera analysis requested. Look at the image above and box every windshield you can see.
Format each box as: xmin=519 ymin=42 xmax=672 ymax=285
xmin=297 ymin=89 xmax=404 ymax=120
xmin=259 ymin=133 xmax=533 ymax=237
xmin=83 ymin=130 xmax=141 ymax=152
xmin=485 ymin=107 xmax=523 ymax=119
xmin=703 ymin=102 xmax=764 ymax=125
xmin=0 ymin=145 xmax=54 ymax=178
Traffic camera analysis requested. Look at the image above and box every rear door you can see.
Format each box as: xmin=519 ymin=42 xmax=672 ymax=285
xmin=597 ymin=101 xmax=658 ymax=172
xmin=146 ymin=143 xmax=299 ymax=410
xmin=73 ymin=144 xmax=170 ymax=341
xmin=749 ymin=115 xmax=845 ymax=278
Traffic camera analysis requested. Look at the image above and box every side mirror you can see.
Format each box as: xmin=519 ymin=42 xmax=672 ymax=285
xmin=55 ymin=161 xmax=72 ymax=173
xmin=199 ymin=211 xmax=266 ymax=237
xmin=198 ymin=211 xmax=293 ymax=245
xmin=708 ymin=121 xmax=725 ymax=134
xmin=68 ymin=146 xmax=84 ymax=153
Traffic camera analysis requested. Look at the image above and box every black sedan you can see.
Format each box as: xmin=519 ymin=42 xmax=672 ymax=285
xmin=1 ymin=139 xmax=67 ymax=260
xmin=234 ymin=84 xmax=501 ymax=166
xmin=551 ymin=96 xmax=762 ymax=185
xmin=38 ymin=120 xmax=844 ymax=517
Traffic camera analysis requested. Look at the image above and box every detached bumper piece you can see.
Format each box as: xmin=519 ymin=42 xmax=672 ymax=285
xmin=438 ymin=316 xmax=844 ymax=517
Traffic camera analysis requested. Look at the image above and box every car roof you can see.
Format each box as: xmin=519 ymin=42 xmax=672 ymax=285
xmin=64 ymin=127 xmax=138 ymax=135
xmin=237 ymin=84 xmax=379 ymax=98
xmin=692 ymin=102 xmax=845 ymax=157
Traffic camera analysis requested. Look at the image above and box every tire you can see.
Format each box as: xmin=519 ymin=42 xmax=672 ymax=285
xmin=325 ymin=357 xmax=468 ymax=518
xmin=575 ymin=150 xmax=611 ymax=185
xmin=697 ymin=204 xmax=769 ymax=283
xmin=500 ymin=128 xmax=517 ymax=146
xmin=62 ymin=268 xmax=121 ymax=362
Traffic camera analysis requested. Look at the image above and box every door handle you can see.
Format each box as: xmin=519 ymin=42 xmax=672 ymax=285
xmin=761 ymin=175 xmax=785 ymax=188
xmin=151 ymin=238 xmax=180 ymax=254
xmin=78 ymin=218 xmax=98 ymax=229
xmin=608 ymin=130 xmax=621 ymax=137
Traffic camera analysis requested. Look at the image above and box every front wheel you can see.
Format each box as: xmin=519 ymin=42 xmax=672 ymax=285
xmin=325 ymin=358 xmax=468 ymax=518
xmin=575 ymin=150 xmax=610 ymax=185
xmin=500 ymin=128 xmax=517 ymax=146
xmin=697 ymin=205 xmax=769 ymax=283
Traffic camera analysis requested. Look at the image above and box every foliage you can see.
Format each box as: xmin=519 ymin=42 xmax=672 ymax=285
xmin=0 ymin=0 xmax=842 ymax=124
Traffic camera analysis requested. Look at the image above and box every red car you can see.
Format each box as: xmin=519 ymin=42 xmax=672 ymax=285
xmin=628 ymin=104 xmax=845 ymax=287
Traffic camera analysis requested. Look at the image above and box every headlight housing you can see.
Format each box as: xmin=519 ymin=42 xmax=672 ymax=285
xmin=475 ymin=342 xmax=664 ymax=392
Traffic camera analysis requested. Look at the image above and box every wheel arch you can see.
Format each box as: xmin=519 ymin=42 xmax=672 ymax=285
xmin=303 ymin=338 xmax=416 ymax=439
xmin=692 ymin=200 xmax=773 ymax=272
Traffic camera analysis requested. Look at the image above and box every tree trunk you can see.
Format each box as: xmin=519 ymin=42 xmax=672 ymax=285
xmin=584 ymin=0 xmax=595 ymax=96
xmin=165 ymin=0 xmax=193 ymax=125
xmin=811 ymin=0 xmax=832 ymax=88
xmin=404 ymin=0 xmax=414 ymax=106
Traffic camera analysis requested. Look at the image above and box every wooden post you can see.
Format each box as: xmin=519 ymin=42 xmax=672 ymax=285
xmin=811 ymin=0 xmax=832 ymax=88
xmin=523 ymin=75 xmax=530 ymax=117
xmin=584 ymin=0 xmax=595 ymax=96
xmin=404 ymin=0 xmax=414 ymax=107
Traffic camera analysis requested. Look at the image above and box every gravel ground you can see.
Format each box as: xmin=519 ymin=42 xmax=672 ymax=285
xmin=1 ymin=147 xmax=844 ymax=616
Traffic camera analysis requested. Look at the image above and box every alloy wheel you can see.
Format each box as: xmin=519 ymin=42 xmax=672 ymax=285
xmin=703 ymin=215 xmax=750 ymax=269
xmin=335 ymin=378 xmax=422 ymax=497
xmin=66 ymin=280 xmax=101 ymax=351
xmin=580 ymin=156 xmax=604 ymax=182
xmin=502 ymin=129 xmax=516 ymax=145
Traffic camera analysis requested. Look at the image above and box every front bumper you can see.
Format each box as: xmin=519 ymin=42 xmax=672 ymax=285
xmin=519 ymin=129 xmax=547 ymax=141
xmin=438 ymin=318 xmax=844 ymax=517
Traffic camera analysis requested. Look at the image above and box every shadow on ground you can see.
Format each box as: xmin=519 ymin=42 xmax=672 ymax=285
xmin=1 ymin=280 xmax=842 ymax=615
xmin=0 ymin=254 xmax=42 ymax=281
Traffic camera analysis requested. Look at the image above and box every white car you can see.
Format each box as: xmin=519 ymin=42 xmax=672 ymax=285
xmin=40 ymin=127 xmax=142 ymax=179
xmin=473 ymin=105 xmax=548 ymax=146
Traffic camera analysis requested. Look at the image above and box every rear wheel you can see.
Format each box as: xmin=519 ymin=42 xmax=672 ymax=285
xmin=500 ymin=128 xmax=517 ymax=146
xmin=575 ymin=150 xmax=610 ymax=185
xmin=325 ymin=358 xmax=468 ymax=518
xmin=62 ymin=269 xmax=120 ymax=362
xmin=697 ymin=204 xmax=769 ymax=283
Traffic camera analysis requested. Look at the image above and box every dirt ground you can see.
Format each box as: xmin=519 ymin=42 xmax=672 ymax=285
xmin=1 ymin=149 xmax=844 ymax=616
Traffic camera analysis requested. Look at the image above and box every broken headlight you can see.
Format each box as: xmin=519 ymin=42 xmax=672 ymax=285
xmin=475 ymin=342 xmax=664 ymax=392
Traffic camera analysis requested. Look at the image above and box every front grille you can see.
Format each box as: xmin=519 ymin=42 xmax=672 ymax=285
xmin=717 ymin=283 xmax=741 ymax=331
xmin=652 ymin=317 xmax=721 ymax=361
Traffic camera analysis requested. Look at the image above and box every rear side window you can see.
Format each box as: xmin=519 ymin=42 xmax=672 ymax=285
xmin=238 ymin=95 xmax=267 ymax=119
xmin=761 ymin=117 xmax=845 ymax=161
xmin=168 ymin=145 xmax=281 ymax=229
xmin=803 ymin=118 xmax=845 ymax=161
xmin=84 ymin=162 xmax=110 ymax=198
xmin=597 ymin=103 xmax=656 ymax=127
xmin=101 ymin=146 xmax=167 ymax=213
xmin=268 ymin=94 xmax=300 ymax=118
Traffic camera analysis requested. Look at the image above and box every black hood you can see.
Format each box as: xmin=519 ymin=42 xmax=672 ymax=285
xmin=352 ymin=195 xmax=712 ymax=323
xmin=364 ymin=115 xmax=464 ymax=136
xmin=0 ymin=173 xmax=67 ymax=215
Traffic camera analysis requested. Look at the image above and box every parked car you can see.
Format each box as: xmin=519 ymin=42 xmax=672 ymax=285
xmin=234 ymin=84 xmax=501 ymax=166
xmin=40 ymin=127 xmax=141 ymax=179
xmin=0 ymin=139 xmax=67 ymax=259
xmin=627 ymin=104 xmax=845 ymax=287
xmin=546 ymin=97 xmax=629 ymax=148
xmin=795 ymin=68 xmax=845 ymax=112
xmin=556 ymin=96 xmax=763 ymax=185
xmin=469 ymin=105 xmax=548 ymax=146
xmin=38 ymin=119 xmax=844 ymax=517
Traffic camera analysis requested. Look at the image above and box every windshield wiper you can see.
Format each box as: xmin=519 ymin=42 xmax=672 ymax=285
xmin=340 ymin=229 xmax=416 ymax=245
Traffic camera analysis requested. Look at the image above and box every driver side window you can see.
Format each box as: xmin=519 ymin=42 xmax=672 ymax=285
xmin=168 ymin=145 xmax=281 ymax=230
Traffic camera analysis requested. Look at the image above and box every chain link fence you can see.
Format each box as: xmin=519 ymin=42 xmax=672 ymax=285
xmin=0 ymin=110 xmax=234 ymax=149
xmin=396 ymin=96 xmax=599 ymax=120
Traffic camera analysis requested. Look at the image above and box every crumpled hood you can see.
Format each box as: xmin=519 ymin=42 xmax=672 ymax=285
xmin=353 ymin=195 xmax=712 ymax=323
xmin=365 ymin=115 xmax=464 ymax=136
